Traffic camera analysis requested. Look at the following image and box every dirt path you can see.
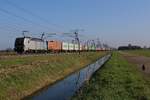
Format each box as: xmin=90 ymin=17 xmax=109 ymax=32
xmin=120 ymin=51 xmax=150 ymax=76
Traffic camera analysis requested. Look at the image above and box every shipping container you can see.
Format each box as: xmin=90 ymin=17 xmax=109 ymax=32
xmin=103 ymin=48 xmax=106 ymax=51
xmin=88 ymin=45 xmax=92 ymax=51
xmin=62 ymin=42 xmax=69 ymax=51
xmin=74 ymin=44 xmax=79 ymax=51
xmin=47 ymin=40 xmax=62 ymax=52
xmin=68 ymin=43 xmax=74 ymax=51
xmin=81 ymin=45 xmax=85 ymax=51
xmin=80 ymin=45 xmax=82 ymax=51
xmin=96 ymin=48 xmax=102 ymax=51
xmin=91 ymin=46 xmax=96 ymax=51
xmin=84 ymin=45 xmax=88 ymax=50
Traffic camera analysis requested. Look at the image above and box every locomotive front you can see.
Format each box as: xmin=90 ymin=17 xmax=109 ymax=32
xmin=14 ymin=37 xmax=25 ymax=53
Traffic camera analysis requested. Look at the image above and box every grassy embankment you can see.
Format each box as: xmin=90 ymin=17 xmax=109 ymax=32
xmin=72 ymin=52 xmax=150 ymax=100
xmin=126 ymin=49 xmax=150 ymax=57
xmin=0 ymin=51 xmax=16 ymax=56
xmin=0 ymin=52 xmax=107 ymax=100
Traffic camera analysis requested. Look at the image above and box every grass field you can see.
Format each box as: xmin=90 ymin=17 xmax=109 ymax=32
xmin=72 ymin=52 xmax=150 ymax=100
xmin=0 ymin=51 xmax=16 ymax=56
xmin=0 ymin=52 xmax=107 ymax=100
xmin=125 ymin=49 xmax=150 ymax=57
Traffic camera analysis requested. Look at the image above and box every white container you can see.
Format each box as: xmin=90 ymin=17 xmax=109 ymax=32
xmin=68 ymin=43 xmax=74 ymax=51
xmin=74 ymin=44 xmax=79 ymax=51
xmin=62 ymin=42 xmax=69 ymax=51
xmin=86 ymin=46 xmax=88 ymax=50
xmin=80 ymin=45 xmax=82 ymax=51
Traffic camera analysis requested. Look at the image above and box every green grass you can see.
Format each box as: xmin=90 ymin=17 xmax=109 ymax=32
xmin=0 ymin=52 xmax=107 ymax=100
xmin=0 ymin=51 xmax=16 ymax=56
xmin=125 ymin=49 xmax=150 ymax=57
xmin=72 ymin=52 xmax=150 ymax=100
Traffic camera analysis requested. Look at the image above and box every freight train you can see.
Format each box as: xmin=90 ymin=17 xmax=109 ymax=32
xmin=14 ymin=37 xmax=108 ymax=53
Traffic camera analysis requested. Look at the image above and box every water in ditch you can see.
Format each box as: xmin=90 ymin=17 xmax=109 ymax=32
xmin=29 ymin=54 xmax=111 ymax=100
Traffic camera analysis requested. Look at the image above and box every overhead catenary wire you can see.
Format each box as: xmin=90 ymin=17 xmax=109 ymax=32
xmin=0 ymin=1 xmax=106 ymax=46
xmin=1 ymin=0 xmax=86 ymax=39
xmin=0 ymin=25 xmax=20 ymax=32
xmin=0 ymin=18 xmax=20 ymax=32
xmin=3 ymin=0 xmax=65 ymax=31
xmin=0 ymin=13 xmax=45 ymax=39
xmin=0 ymin=7 xmax=53 ymax=32
xmin=0 ymin=16 xmax=26 ymax=32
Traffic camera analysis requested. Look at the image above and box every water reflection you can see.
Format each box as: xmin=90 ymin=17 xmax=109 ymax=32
xmin=31 ymin=54 xmax=111 ymax=100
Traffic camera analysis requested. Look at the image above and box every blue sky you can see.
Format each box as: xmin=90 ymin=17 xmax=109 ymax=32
xmin=0 ymin=0 xmax=150 ymax=49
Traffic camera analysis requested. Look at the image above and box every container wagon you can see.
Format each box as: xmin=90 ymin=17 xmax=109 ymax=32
xmin=80 ymin=45 xmax=82 ymax=51
xmin=74 ymin=44 xmax=79 ymax=51
xmin=62 ymin=42 xmax=69 ymax=52
xmin=96 ymin=48 xmax=102 ymax=51
xmin=47 ymin=40 xmax=62 ymax=52
xmin=68 ymin=43 xmax=74 ymax=52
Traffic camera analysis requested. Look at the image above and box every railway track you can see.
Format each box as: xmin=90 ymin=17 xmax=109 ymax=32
xmin=0 ymin=51 xmax=100 ymax=59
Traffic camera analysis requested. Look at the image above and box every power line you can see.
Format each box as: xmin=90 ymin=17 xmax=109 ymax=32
xmin=0 ymin=7 xmax=53 ymax=32
xmin=0 ymin=26 xmax=19 ymax=32
xmin=0 ymin=16 xmax=25 ymax=32
xmin=0 ymin=16 xmax=21 ymax=32
xmin=4 ymin=0 xmax=65 ymax=30
xmin=0 ymin=10 xmax=53 ymax=38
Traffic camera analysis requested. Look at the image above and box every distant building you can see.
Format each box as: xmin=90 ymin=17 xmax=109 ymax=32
xmin=118 ymin=44 xmax=141 ymax=50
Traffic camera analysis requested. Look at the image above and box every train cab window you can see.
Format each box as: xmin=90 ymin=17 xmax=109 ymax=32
xmin=15 ymin=38 xmax=24 ymax=46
